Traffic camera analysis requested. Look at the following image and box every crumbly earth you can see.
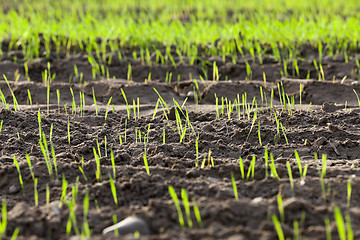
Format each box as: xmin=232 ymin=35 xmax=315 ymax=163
xmin=1 ymin=52 xmax=360 ymax=240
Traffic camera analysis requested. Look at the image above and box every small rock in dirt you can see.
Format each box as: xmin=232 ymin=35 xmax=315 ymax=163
xmin=317 ymin=117 xmax=328 ymax=125
xmin=351 ymin=81 xmax=359 ymax=86
xmin=186 ymin=169 xmax=199 ymax=178
xmin=314 ymin=137 xmax=327 ymax=146
xmin=328 ymin=124 xmax=340 ymax=133
xmin=343 ymin=139 xmax=357 ymax=148
xmin=53 ymin=179 xmax=62 ymax=187
xmin=9 ymin=185 xmax=20 ymax=194
xmin=102 ymin=216 xmax=150 ymax=236
xmin=202 ymin=124 xmax=215 ymax=132
xmin=321 ymin=102 xmax=341 ymax=112
xmin=251 ymin=197 xmax=264 ymax=204
xmin=228 ymin=234 xmax=245 ymax=240
xmin=186 ymin=91 xmax=194 ymax=99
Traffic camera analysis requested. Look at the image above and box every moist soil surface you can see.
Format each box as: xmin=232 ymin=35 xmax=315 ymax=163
xmin=1 ymin=51 xmax=360 ymax=240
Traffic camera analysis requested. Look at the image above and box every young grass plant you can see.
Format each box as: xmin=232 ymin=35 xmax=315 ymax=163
xmin=347 ymin=177 xmax=352 ymax=208
xmin=109 ymin=175 xmax=118 ymax=208
xmin=26 ymin=153 xmax=35 ymax=181
xmin=333 ymin=206 xmax=347 ymax=240
xmin=272 ymin=214 xmax=285 ymax=240
xmin=246 ymin=155 xmax=256 ymax=181
xmin=181 ymin=189 xmax=193 ymax=229
xmin=230 ymin=172 xmax=238 ymax=200
xmin=168 ymin=186 xmax=185 ymax=229
xmin=0 ymin=199 xmax=7 ymax=240
xmin=34 ymin=178 xmax=38 ymax=206
xmin=270 ymin=153 xmax=280 ymax=180
xmin=13 ymin=156 xmax=24 ymax=196
xmin=286 ymin=161 xmax=294 ymax=196
xmin=143 ymin=151 xmax=150 ymax=175
xmin=192 ymin=198 xmax=203 ymax=229
xmin=93 ymin=148 xmax=102 ymax=182
xmin=81 ymin=190 xmax=91 ymax=238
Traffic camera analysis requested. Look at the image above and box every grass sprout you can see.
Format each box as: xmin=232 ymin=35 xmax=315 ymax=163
xmin=181 ymin=189 xmax=193 ymax=229
xmin=334 ymin=206 xmax=346 ymax=240
xmin=109 ymin=175 xmax=118 ymax=208
xmin=231 ymin=172 xmax=238 ymax=199
xmin=0 ymin=199 xmax=7 ymax=240
xmin=272 ymin=214 xmax=285 ymax=240
xmin=168 ymin=186 xmax=185 ymax=229
xmin=13 ymin=156 xmax=24 ymax=195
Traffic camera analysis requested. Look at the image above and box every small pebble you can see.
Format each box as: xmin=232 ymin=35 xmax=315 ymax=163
xmin=187 ymin=91 xmax=195 ymax=98
xmin=9 ymin=185 xmax=20 ymax=194
xmin=102 ymin=216 xmax=150 ymax=236
xmin=53 ymin=179 xmax=61 ymax=187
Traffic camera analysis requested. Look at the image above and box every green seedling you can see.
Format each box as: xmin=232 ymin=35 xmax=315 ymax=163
xmin=181 ymin=189 xmax=193 ymax=229
xmin=49 ymin=123 xmax=53 ymax=142
xmin=110 ymin=149 xmax=116 ymax=180
xmin=286 ymin=161 xmax=294 ymax=196
xmin=46 ymin=184 xmax=50 ymax=205
xmin=353 ymin=89 xmax=360 ymax=107
xmin=321 ymin=154 xmax=327 ymax=179
xmin=47 ymin=79 xmax=50 ymax=114
xmin=71 ymin=177 xmax=79 ymax=205
xmin=56 ymin=89 xmax=61 ymax=112
xmin=347 ymin=177 xmax=352 ymax=208
xmin=10 ymin=228 xmax=19 ymax=240
xmin=92 ymin=87 xmax=98 ymax=116
xmin=334 ymin=206 xmax=346 ymax=240
xmin=121 ymin=89 xmax=131 ymax=119
xmin=25 ymin=153 xmax=35 ymax=181
xmin=38 ymin=109 xmax=42 ymax=139
xmin=277 ymin=194 xmax=285 ymax=222
xmin=109 ymin=175 xmax=118 ymax=207
xmin=50 ymin=142 xmax=58 ymax=179
xmin=264 ymin=147 xmax=269 ymax=177
xmin=272 ymin=214 xmax=285 ymax=240
xmin=168 ymin=186 xmax=185 ymax=229
xmin=324 ymin=217 xmax=332 ymax=240
xmin=345 ymin=212 xmax=353 ymax=240
xmin=245 ymin=110 xmax=257 ymax=142
xmin=79 ymin=166 xmax=88 ymax=183
xmin=231 ymin=172 xmax=238 ymax=199
xmin=246 ymin=155 xmax=256 ymax=181
xmin=293 ymin=220 xmax=300 ymax=240
xmin=81 ymin=190 xmax=91 ymax=238
xmin=70 ymin=87 xmax=76 ymax=115
xmin=153 ymin=88 xmax=169 ymax=117
xmin=192 ymin=198 xmax=203 ymax=229
xmin=258 ymin=121 xmax=262 ymax=146
xmin=0 ymin=199 xmax=7 ymax=240
xmin=104 ymin=136 xmax=108 ymax=157
xmin=66 ymin=202 xmax=80 ymax=236
xmin=270 ymin=153 xmax=280 ymax=180
xmin=112 ymin=215 xmax=119 ymax=237
xmin=93 ymin=148 xmax=102 ymax=182
xmin=105 ymin=97 xmax=112 ymax=121
xmin=34 ymin=178 xmax=38 ymax=206
xmin=60 ymin=175 xmax=68 ymax=205
xmin=67 ymin=118 xmax=71 ymax=145
xmin=96 ymin=139 xmax=101 ymax=158
xmin=239 ymin=157 xmax=245 ymax=180
xmin=13 ymin=156 xmax=24 ymax=195
xmin=27 ymin=89 xmax=32 ymax=108
xmin=143 ymin=152 xmax=150 ymax=175
xmin=3 ymin=75 xmax=19 ymax=111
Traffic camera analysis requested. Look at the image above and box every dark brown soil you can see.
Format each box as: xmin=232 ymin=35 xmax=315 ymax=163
xmin=1 ymin=52 xmax=360 ymax=240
